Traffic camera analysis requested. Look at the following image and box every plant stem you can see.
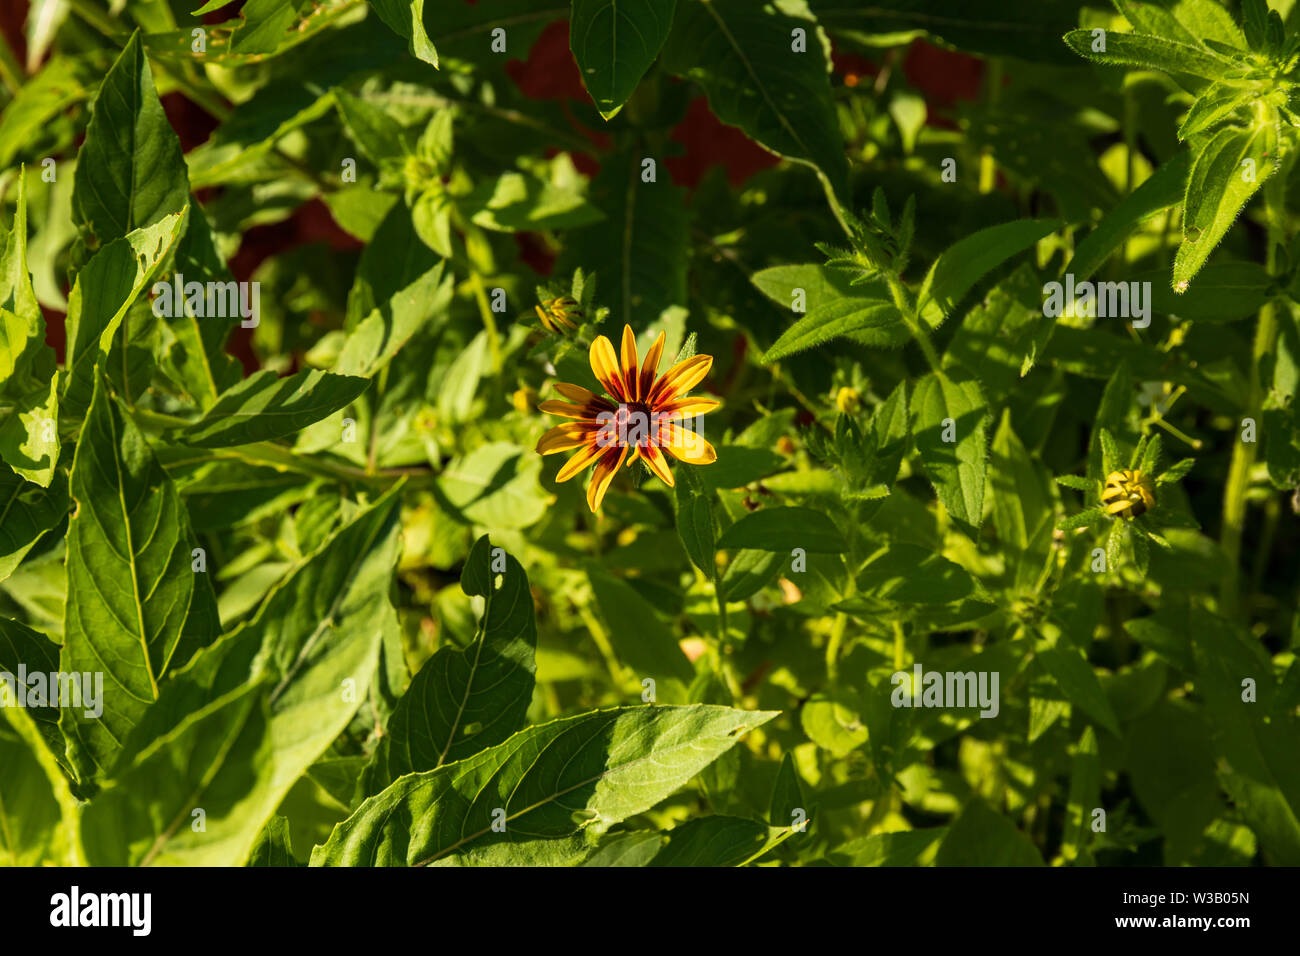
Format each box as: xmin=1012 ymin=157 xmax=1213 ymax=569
xmin=468 ymin=271 xmax=504 ymax=374
xmin=1219 ymin=170 xmax=1287 ymax=615
xmin=884 ymin=271 xmax=943 ymax=373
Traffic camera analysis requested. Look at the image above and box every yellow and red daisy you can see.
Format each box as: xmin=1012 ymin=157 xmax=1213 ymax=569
xmin=536 ymin=325 xmax=718 ymax=511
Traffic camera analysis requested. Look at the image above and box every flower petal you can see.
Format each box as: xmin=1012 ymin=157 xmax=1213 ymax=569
xmin=556 ymin=442 xmax=604 ymax=482
xmin=536 ymin=422 xmax=596 ymax=455
xmin=586 ymin=445 xmax=628 ymax=512
xmin=538 ymin=400 xmax=597 ymax=420
xmin=590 ymin=335 xmax=626 ymax=402
xmin=660 ymin=422 xmax=717 ymax=465
xmin=619 ymin=325 xmax=639 ymax=400
xmin=553 ymin=382 xmax=614 ymax=410
xmin=650 ymin=354 xmax=713 ymax=405
xmin=641 ymin=442 xmax=675 ymax=487
xmin=638 ymin=331 xmax=666 ymax=400
xmin=657 ymin=396 xmax=720 ymax=420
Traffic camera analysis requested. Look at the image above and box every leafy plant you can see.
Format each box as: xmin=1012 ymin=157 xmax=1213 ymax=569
xmin=0 ymin=0 xmax=1298 ymax=869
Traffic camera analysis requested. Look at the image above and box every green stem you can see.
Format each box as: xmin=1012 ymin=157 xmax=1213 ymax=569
xmin=884 ymin=271 xmax=942 ymax=373
xmin=468 ymin=271 xmax=504 ymax=375
xmin=714 ymin=582 xmax=742 ymax=700
xmin=1219 ymin=171 xmax=1287 ymax=615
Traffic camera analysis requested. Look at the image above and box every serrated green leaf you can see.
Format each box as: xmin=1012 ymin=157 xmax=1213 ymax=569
xmin=62 ymin=209 xmax=190 ymax=419
xmin=72 ymin=31 xmax=190 ymax=244
xmin=60 ymin=376 xmax=221 ymax=783
xmin=0 ymin=468 xmax=67 ymax=582
xmin=1174 ymin=123 xmax=1277 ymax=291
xmin=912 ymin=371 xmax=988 ymax=528
xmin=84 ymin=487 xmax=404 ymax=863
xmin=363 ymin=535 xmax=537 ymax=795
xmin=1063 ymin=29 xmax=1232 ymax=81
xmin=178 ymin=369 xmax=370 ymax=448
xmin=311 ymin=705 xmax=777 ymax=866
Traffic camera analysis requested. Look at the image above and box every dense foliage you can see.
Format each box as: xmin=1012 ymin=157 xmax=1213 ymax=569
xmin=0 ymin=0 xmax=1298 ymax=868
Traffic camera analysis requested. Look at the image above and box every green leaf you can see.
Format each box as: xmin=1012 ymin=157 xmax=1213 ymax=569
xmin=673 ymin=465 xmax=716 ymax=579
xmin=85 ymin=487 xmax=404 ymax=864
xmin=158 ymin=206 xmax=244 ymax=408
xmin=1143 ymin=261 xmax=1273 ymax=321
xmin=1173 ymin=123 xmax=1277 ymax=291
xmin=1 ymin=174 xmax=54 ymax=401
xmin=1062 ymin=29 xmax=1232 ymax=81
xmin=935 ymin=798 xmax=1044 ymax=866
xmin=1193 ymin=616 xmax=1300 ymax=864
xmin=800 ymin=691 xmax=867 ymax=757
xmin=465 ymin=172 xmax=605 ymax=232
xmin=311 ymin=705 xmax=777 ymax=866
xmin=768 ymin=752 xmax=808 ymax=829
xmin=0 ymin=468 xmax=67 ymax=582
xmin=367 ymin=0 xmax=438 ymax=67
xmin=435 ymin=441 xmax=549 ymax=529
xmin=333 ymin=88 xmax=412 ymax=167
xmin=0 ymin=701 xmax=83 ymax=866
xmin=661 ymin=0 xmax=849 ymax=205
xmin=0 ymin=616 xmax=70 ymax=778
xmin=869 ymin=379 xmax=910 ymax=486
xmin=72 ymin=31 xmax=190 ymax=244
xmin=762 ymin=300 xmax=904 ymax=364
xmin=720 ymin=548 xmax=784 ymax=601
xmin=363 ymin=535 xmax=538 ymax=795
xmin=917 ymin=219 xmax=1059 ymax=327
xmin=752 ymin=264 xmax=907 ymax=355
xmin=1060 ymin=726 xmax=1101 ymax=863
xmin=1035 ymin=637 xmax=1123 ymax=737
xmin=855 ymin=544 xmax=977 ymax=605
xmin=826 ymin=828 xmax=945 ymax=866
xmin=62 ymin=209 xmax=190 ymax=419
xmin=335 ymin=263 xmax=452 ymax=377
xmin=716 ymin=506 xmax=846 ymax=553
xmin=1106 ymin=517 xmax=1130 ymax=571
xmin=1064 ymin=151 xmax=1190 ymax=283
xmin=60 ymin=376 xmax=221 ymax=783
xmin=912 ymin=371 xmax=988 ymax=528
xmin=0 ymin=57 xmax=93 ymax=170
xmin=989 ymin=411 xmax=1053 ymax=593
xmin=178 ymin=369 xmax=371 ymax=448
xmin=557 ymin=150 xmax=688 ymax=327
xmin=943 ymin=264 xmax=1050 ymax=394
xmin=588 ymin=569 xmax=695 ymax=684
xmin=570 ymin=0 xmax=678 ymax=120
xmin=1115 ymin=0 xmax=1245 ymax=51
xmin=647 ymin=815 xmax=789 ymax=866
xmin=581 ymin=831 xmax=665 ymax=866
xmin=1179 ymin=82 xmax=1255 ymax=139
xmin=811 ymin=0 xmax=1091 ymax=64
xmin=248 ymin=815 xmax=300 ymax=866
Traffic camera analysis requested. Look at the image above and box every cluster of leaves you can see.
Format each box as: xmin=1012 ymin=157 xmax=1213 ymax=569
xmin=1 ymin=0 xmax=1298 ymax=868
